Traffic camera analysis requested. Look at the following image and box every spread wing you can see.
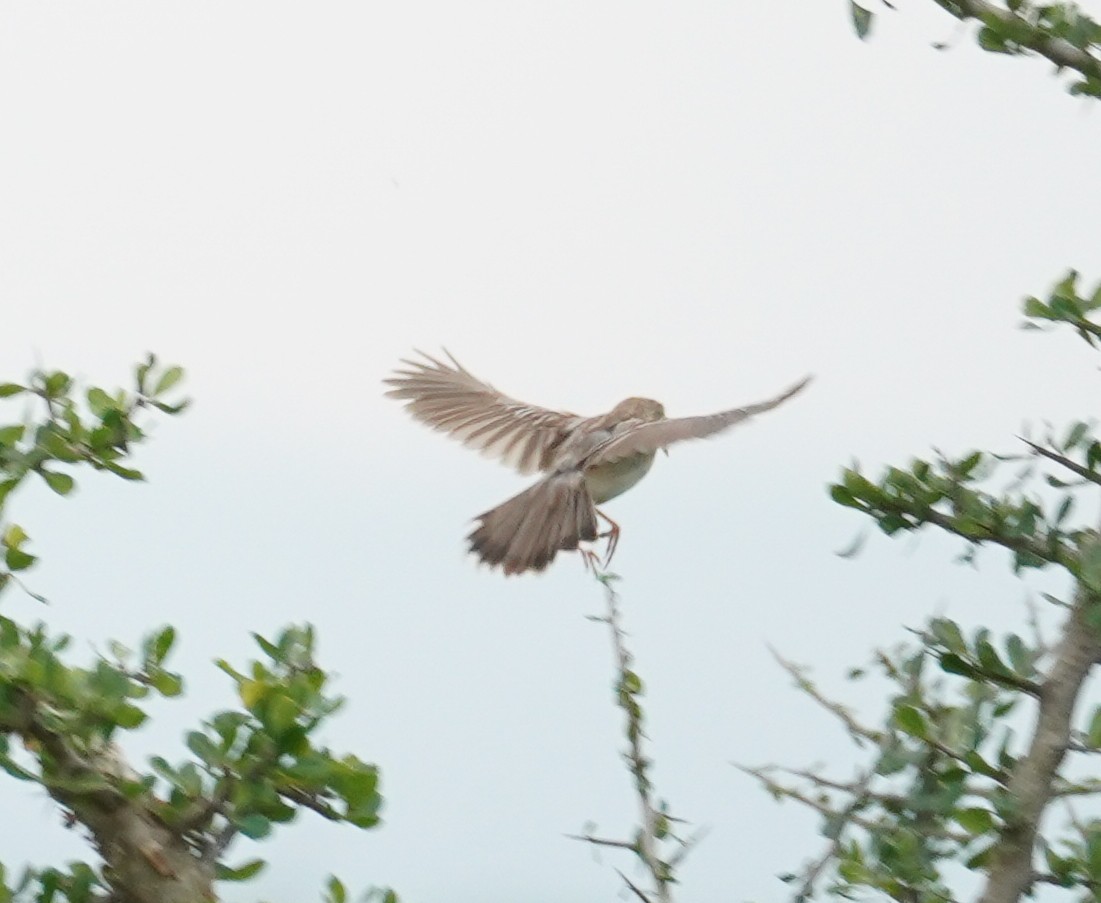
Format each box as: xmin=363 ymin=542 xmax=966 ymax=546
xmin=589 ymin=375 xmax=813 ymax=467
xmin=384 ymin=350 xmax=583 ymax=475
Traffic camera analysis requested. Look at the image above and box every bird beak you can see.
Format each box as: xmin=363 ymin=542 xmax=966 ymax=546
xmin=661 ymin=447 xmax=669 ymax=457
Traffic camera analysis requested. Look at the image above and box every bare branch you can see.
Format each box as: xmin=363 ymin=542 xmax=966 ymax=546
xmin=566 ymin=832 xmax=637 ymax=851
xmin=616 ymin=868 xmax=656 ymax=903
xmin=667 ymin=825 xmax=711 ymax=869
xmin=768 ymin=647 xmax=883 ymax=745
xmin=1020 ymin=437 xmax=1101 ymax=488
xmin=736 ymin=763 xmax=881 ymax=834
xmin=280 ymin=785 xmax=344 ymax=821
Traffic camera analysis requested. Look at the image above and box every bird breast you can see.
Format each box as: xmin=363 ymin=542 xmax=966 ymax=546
xmin=583 ymin=451 xmax=656 ymax=505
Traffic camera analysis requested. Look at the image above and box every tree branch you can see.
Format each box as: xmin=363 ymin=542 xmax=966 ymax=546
xmin=1020 ymin=437 xmax=1101 ymax=488
xmin=768 ymin=648 xmax=883 ymax=745
xmin=978 ymin=587 xmax=1101 ymax=903
xmin=596 ymin=575 xmax=673 ymax=903
xmin=890 ymin=499 xmax=1075 ymax=571
xmin=940 ymin=0 xmax=1101 ymax=83
xmin=616 ymin=868 xmax=656 ymax=903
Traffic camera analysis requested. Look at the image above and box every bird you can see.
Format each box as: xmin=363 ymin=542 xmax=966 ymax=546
xmin=385 ymin=351 xmax=811 ymax=576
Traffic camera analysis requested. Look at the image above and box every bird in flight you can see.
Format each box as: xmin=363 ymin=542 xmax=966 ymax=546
xmin=385 ymin=351 xmax=811 ymax=576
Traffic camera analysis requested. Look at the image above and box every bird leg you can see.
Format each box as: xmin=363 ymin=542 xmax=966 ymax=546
xmin=595 ymin=508 xmax=621 ymax=567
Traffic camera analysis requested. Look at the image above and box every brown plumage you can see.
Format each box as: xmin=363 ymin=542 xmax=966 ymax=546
xmin=385 ymin=351 xmax=811 ymax=575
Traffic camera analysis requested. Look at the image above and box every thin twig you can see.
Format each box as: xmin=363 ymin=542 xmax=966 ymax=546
xmin=667 ymin=825 xmax=711 ymax=869
xmin=1020 ymin=437 xmax=1101 ymax=488
xmin=769 ymin=647 xmax=882 ymax=744
xmin=565 ymin=833 xmax=637 ymax=852
xmin=616 ymin=868 xmax=655 ymax=903
xmin=597 ymin=573 xmax=673 ymax=903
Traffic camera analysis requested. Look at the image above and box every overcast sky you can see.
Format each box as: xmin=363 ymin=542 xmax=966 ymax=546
xmin=3 ymin=2 xmax=1101 ymax=901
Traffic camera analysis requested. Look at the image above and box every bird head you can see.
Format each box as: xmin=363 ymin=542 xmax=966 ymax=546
xmin=609 ymin=397 xmax=666 ymax=423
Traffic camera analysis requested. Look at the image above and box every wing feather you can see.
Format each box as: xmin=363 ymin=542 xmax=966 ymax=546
xmin=385 ymin=350 xmax=582 ymax=475
xmin=588 ymin=375 xmax=813 ymax=466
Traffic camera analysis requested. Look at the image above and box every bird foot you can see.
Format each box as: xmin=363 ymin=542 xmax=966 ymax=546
xmin=595 ymin=509 xmax=621 ymax=568
xmin=580 ymin=546 xmax=603 ymax=575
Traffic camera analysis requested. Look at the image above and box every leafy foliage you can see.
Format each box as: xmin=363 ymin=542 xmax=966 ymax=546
xmin=851 ymin=1 xmax=1101 ymax=99
xmin=747 ymin=280 xmax=1101 ymax=902
xmin=0 ymin=357 xmax=394 ymax=903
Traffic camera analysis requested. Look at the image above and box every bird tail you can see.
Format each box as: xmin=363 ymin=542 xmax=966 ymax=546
xmin=468 ymin=473 xmax=599 ymax=576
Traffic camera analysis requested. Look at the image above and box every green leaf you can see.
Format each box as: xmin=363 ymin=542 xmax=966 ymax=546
xmin=153 ymin=366 xmax=184 ymax=396
xmin=1051 ymin=293 xmax=1081 ymax=320
xmin=957 ymin=450 xmax=983 ymax=478
xmin=211 ymin=710 xmax=248 ymax=745
xmin=1064 ymin=421 xmax=1090 ymax=450
xmin=0 ymin=425 xmax=24 ymax=446
xmin=1088 ymin=826 xmax=1101 ymax=878
xmin=1055 ymin=495 xmax=1074 ymax=525
xmin=3 ymin=524 xmax=28 ymax=548
xmin=102 ymin=462 xmax=144 ymax=481
xmin=0 ymin=753 xmax=38 ymax=782
xmin=1079 ymin=535 xmax=1101 ymax=592
xmin=44 ymin=371 xmax=72 ymax=397
xmin=151 ymin=399 xmax=190 ymax=415
xmin=955 ymin=806 xmax=995 ymax=835
xmin=893 ymin=704 xmax=927 ymax=739
xmin=86 ymin=387 xmax=113 ymax=416
xmin=0 ymin=480 xmax=19 ymax=512
xmin=1088 ymin=706 xmax=1101 ymax=748
xmin=930 ymin=618 xmax=966 ymax=653
xmin=1005 ymin=633 xmax=1033 ymax=677
xmin=0 ymin=384 xmax=25 ymax=398
xmin=1044 ymin=842 xmax=1076 ymax=885
xmin=977 ymin=25 xmax=1010 ymax=52
xmin=828 ymin=484 xmax=863 ymax=510
xmin=176 ymin=762 xmax=203 ymax=797
xmin=965 ymin=842 xmax=996 ymax=869
xmin=939 ymin=653 xmax=977 ymax=679
xmin=252 ymin=631 xmax=280 ymax=659
xmin=1055 ymin=269 xmax=1080 ymax=298
xmin=39 ymin=470 xmax=75 ymax=496
xmin=265 ymin=693 xmax=299 ymax=736
xmin=215 ymin=658 xmax=245 ymax=682
xmin=149 ymin=626 xmax=176 ymax=665
xmin=135 ymin=354 xmax=157 ymax=393
xmin=240 ymin=679 xmax=266 ymax=710
xmin=150 ymin=670 xmax=183 ymax=697
xmin=215 ymin=858 xmax=266 ymax=882
xmin=4 ymin=547 xmax=36 ymax=571
xmin=114 ymin=704 xmax=147 ymax=729
xmin=976 ymin=640 xmax=1011 ymax=678
xmin=1023 ymin=296 xmax=1051 ymax=318
xmin=326 ymin=876 xmax=348 ymax=903
xmin=850 ymin=1 xmax=873 ymax=39
xmin=345 ymin=799 xmax=382 ymax=828
xmin=964 ymin=750 xmax=1002 ymax=779
xmin=186 ymin=731 xmax=219 ymax=764
xmin=235 ymin=813 xmax=272 ymax=840
xmin=149 ymin=756 xmax=176 ymax=782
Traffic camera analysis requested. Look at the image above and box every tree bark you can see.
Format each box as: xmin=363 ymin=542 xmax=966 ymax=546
xmin=978 ymin=588 xmax=1101 ymax=903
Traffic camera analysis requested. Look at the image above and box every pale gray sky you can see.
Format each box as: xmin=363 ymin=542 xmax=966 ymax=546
xmin=2 ymin=2 xmax=1100 ymax=901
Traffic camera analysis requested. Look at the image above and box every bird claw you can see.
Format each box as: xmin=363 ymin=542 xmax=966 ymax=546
xmin=579 ymin=509 xmax=621 ymax=574
xmin=580 ymin=547 xmax=603 ymax=575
